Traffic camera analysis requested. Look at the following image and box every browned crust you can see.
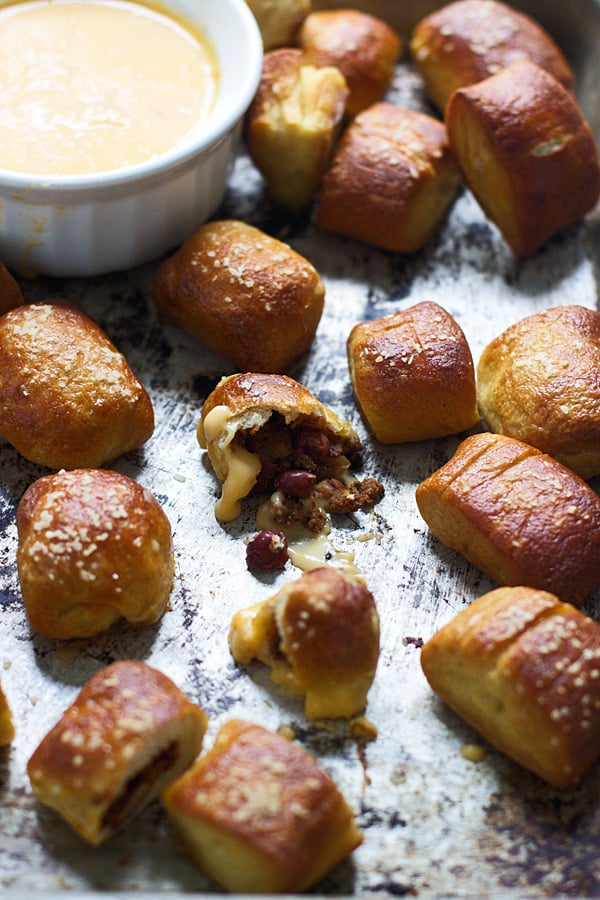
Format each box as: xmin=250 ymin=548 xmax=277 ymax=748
xmin=316 ymin=103 xmax=461 ymax=253
xmin=445 ymin=61 xmax=600 ymax=257
xmin=0 ymin=301 xmax=154 ymax=468
xmin=411 ymin=0 xmax=574 ymax=113
xmin=421 ymin=585 xmax=600 ymax=788
xmin=161 ymin=718 xmax=362 ymax=892
xmin=27 ymin=661 xmax=208 ymax=845
xmin=298 ymin=9 xmax=402 ymax=117
xmin=244 ymin=48 xmax=348 ymax=211
xmin=17 ymin=468 xmax=174 ymax=639
xmin=477 ymin=305 xmax=600 ymax=478
xmin=152 ymin=220 xmax=324 ymax=374
xmin=347 ymin=300 xmax=479 ymax=443
xmin=415 ymin=432 xmax=600 ymax=605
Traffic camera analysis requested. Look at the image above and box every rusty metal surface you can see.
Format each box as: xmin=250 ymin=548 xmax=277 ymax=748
xmin=1 ymin=1 xmax=600 ymax=896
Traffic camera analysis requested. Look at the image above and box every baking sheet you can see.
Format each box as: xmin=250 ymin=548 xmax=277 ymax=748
xmin=2 ymin=0 xmax=600 ymax=896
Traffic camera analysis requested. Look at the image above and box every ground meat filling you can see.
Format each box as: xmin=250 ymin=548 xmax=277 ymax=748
xmin=243 ymin=416 xmax=384 ymax=532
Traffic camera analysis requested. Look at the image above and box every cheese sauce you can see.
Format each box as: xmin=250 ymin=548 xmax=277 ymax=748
xmin=256 ymin=498 xmax=362 ymax=577
xmin=0 ymin=0 xmax=219 ymax=175
xmin=200 ymin=405 xmax=262 ymax=523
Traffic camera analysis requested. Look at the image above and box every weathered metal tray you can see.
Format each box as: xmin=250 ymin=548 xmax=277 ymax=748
xmin=1 ymin=0 xmax=600 ymax=896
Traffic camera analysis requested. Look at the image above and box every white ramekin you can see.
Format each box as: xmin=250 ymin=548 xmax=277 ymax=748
xmin=0 ymin=0 xmax=263 ymax=277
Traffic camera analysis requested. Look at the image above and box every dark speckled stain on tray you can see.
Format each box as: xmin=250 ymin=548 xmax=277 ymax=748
xmin=480 ymin=771 xmax=600 ymax=895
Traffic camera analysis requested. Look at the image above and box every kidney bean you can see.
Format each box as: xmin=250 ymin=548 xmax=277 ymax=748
xmin=275 ymin=469 xmax=316 ymax=499
xmin=246 ymin=530 xmax=289 ymax=571
xmin=293 ymin=427 xmax=331 ymax=460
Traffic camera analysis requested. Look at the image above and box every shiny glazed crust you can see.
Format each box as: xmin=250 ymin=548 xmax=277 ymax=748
xmin=245 ymin=48 xmax=348 ymax=211
xmin=347 ymin=301 xmax=479 ymax=443
xmin=161 ymin=718 xmax=363 ymax=893
xmin=410 ymin=0 xmax=574 ymax=113
xmin=199 ymin=372 xmax=362 ymax=480
xmin=298 ymin=9 xmax=402 ymax=117
xmin=17 ymin=468 xmax=175 ymax=639
xmin=445 ymin=61 xmax=600 ymax=257
xmin=245 ymin=0 xmax=311 ymax=51
xmin=421 ymin=586 xmax=600 ymax=788
xmin=0 ymin=301 xmax=154 ymax=469
xmin=152 ymin=220 xmax=325 ymax=374
xmin=477 ymin=305 xmax=600 ymax=478
xmin=0 ymin=681 xmax=14 ymax=746
xmin=229 ymin=567 xmax=380 ymax=719
xmin=27 ymin=661 xmax=208 ymax=845
xmin=415 ymin=432 xmax=600 ymax=606
xmin=316 ymin=103 xmax=461 ymax=253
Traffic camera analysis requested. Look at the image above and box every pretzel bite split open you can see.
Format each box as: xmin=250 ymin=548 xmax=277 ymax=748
xmin=198 ymin=373 xmax=384 ymax=528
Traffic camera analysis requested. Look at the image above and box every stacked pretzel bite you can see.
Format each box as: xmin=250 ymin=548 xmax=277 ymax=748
xmin=410 ymin=0 xmax=599 ymax=255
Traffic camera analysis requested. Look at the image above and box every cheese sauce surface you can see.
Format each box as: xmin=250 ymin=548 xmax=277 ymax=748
xmin=0 ymin=0 xmax=219 ymax=175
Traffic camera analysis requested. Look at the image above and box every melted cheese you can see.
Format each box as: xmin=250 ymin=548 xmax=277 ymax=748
xmin=229 ymin=600 xmax=274 ymax=666
xmin=201 ymin=405 xmax=262 ymax=523
xmin=256 ymin=498 xmax=361 ymax=576
xmin=0 ymin=0 xmax=218 ymax=175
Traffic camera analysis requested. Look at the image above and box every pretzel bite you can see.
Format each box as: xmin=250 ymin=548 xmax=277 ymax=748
xmin=161 ymin=718 xmax=362 ymax=892
xmin=298 ymin=9 xmax=402 ymax=118
xmin=0 ymin=301 xmax=153 ymax=469
xmin=421 ymin=586 xmax=600 ymax=789
xmin=316 ymin=103 xmax=461 ymax=253
xmin=347 ymin=301 xmax=478 ymax=443
xmin=0 ymin=262 xmax=23 ymax=315
xmin=477 ymin=305 xmax=600 ymax=479
xmin=245 ymin=48 xmax=348 ymax=211
xmin=0 ymin=681 xmax=14 ymax=746
xmin=27 ymin=660 xmax=208 ymax=845
xmin=445 ymin=61 xmax=600 ymax=257
xmin=152 ymin=220 xmax=324 ymax=374
xmin=411 ymin=0 xmax=574 ymax=113
xmin=16 ymin=468 xmax=174 ymax=640
xmin=245 ymin=0 xmax=311 ymax=51
xmin=229 ymin=567 xmax=379 ymax=719
xmin=198 ymin=372 xmax=384 ymax=524
xmin=415 ymin=432 xmax=600 ymax=606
